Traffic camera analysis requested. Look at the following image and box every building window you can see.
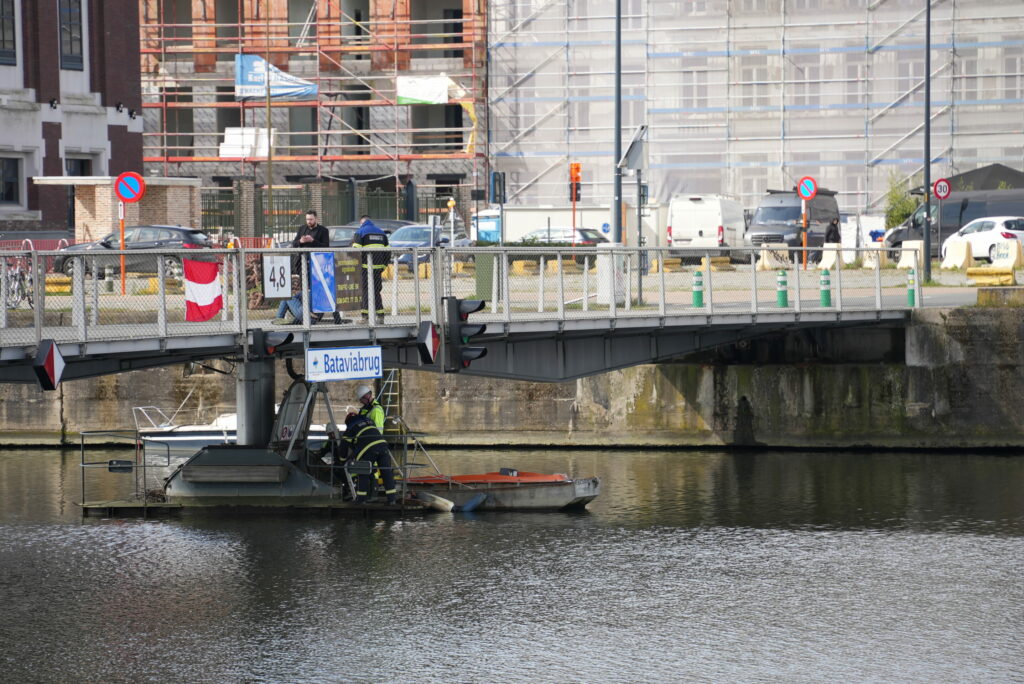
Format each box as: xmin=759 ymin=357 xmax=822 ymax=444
xmin=0 ymin=0 xmax=15 ymax=66
xmin=1004 ymin=54 xmax=1023 ymax=100
xmin=59 ymin=0 xmax=83 ymax=70
xmin=1 ymin=157 xmax=19 ymax=204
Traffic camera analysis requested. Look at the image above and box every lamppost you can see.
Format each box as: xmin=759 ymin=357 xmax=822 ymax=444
xmin=613 ymin=0 xmax=622 ymax=244
xmin=923 ymin=0 xmax=932 ymax=282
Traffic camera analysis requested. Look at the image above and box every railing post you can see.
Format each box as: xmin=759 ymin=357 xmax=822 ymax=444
xmin=557 ymin=253 xmax=565 ymax=319
xmin=538 ymin=255 xmax=545 ymax=313
xmin=31 ymin=251 xmax=42 ymax=346
xmin=793 ymin=259 xmax=801 ymax=312
xmin=157 ymin=253 xmax=167 ymax=337
xmin=300 ymin=252 xmax=310 ymax=328
xmin=874 ymin=248 xmax=883 ymax=309
xmin=72 ymin=256 xmax=86 ymax=340
xmin=750 ymin=251 xmax=757 ymax=313
xmin=835 ymin=257 xmax=844 ymax=311
xmin=658 ymin=249 xmax=666 ymax=316
xmin=582 ymin=256 xmax=590 ymax=312
xmin=502 ymin=251 xmax=511 ymax=323
xmin=703 ymin=250 xmax=714 ymax=313
xmin=1 ymin=256 xmax=8 ymax=329
xmin=236 ymin=249 xmax=248 ymax=335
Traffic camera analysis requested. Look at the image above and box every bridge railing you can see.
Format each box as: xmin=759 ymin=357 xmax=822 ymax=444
xmin=0 ymin=245 xmax=919 ymax=349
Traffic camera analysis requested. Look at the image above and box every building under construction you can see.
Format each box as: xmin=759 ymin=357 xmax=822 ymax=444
xmin=139 ymin=0 xmax=486 ymax=228
xmin=139 ymin=0 xmax=1023 ymax=225
xmin=489 ymin=0 xmax=1024 ymax=215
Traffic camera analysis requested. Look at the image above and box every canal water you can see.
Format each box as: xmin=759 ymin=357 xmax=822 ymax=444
xmin=1 ymin=447 xmax=1021 ymax=683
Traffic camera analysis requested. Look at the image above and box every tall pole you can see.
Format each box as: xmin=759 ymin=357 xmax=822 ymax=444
xmin=265 ymin=7 xmax=273 ymax=238
xmin=923 ymin=0 xmax=932 ymax=282
xmin=612 ymin=0 xmax=622 ymax=244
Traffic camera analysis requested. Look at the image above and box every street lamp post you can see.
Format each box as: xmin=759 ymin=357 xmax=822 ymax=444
xmin=923 ymin=0 xmax=932 ymax=282
xmin=613 ymin=0 xmax=622 ymax=244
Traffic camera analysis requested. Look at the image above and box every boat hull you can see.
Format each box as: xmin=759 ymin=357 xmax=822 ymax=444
xmin=408 ymin=475 xmax=600 ymax=511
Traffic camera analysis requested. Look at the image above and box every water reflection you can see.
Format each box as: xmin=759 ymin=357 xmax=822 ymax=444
xmin=1 ymin=447 xmax=1022 ymax=682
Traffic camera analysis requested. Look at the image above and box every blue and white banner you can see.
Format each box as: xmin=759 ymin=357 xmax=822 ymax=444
xmin=235 ymin=54 xmax=318 ymax=100
xmin=310 ymin=252 xmax=336 ymax=313
xmin=306 ymin=347 xmax=382 ymax=382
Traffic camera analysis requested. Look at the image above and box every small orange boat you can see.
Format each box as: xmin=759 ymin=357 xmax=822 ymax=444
xmin=406 ymin=468 xmax=600 ymax=511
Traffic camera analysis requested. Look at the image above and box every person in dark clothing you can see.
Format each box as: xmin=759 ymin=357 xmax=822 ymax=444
xmin=825 ymin=217 xmax=841 ymax=244
xmin=285 ymin=210 xmax=338 ymax=324
xmin=342 ymin=412 xmax=397 ymax=504
xmin=291 ymin=209 xmax=330 ymax=250
xmin=352 ymin=215 xmax=390 ymax=319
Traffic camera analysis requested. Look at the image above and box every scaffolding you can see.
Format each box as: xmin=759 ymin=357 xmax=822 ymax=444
xmin=139 ymin=0 xmax=487 ymax=204
xmin=488 ymin=0 xmax=1024 ymax=214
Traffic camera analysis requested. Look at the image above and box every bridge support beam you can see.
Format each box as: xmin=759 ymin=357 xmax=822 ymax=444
xmin=237 ymin=360 xmax=276 ymax=446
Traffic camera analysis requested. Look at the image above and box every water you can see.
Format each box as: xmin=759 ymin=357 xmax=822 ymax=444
xmin=1 ymin=447 xmax=1022 ymax=683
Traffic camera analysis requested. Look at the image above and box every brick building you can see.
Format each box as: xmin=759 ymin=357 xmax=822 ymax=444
xmin=0 ymin=0 xmax=144 ymax=235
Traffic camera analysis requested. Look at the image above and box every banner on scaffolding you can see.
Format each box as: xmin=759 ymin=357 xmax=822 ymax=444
xmin=234 ymin=55 xmax=318 ymax=100
xmin=396 ymin=75 xmax=476 ymax=154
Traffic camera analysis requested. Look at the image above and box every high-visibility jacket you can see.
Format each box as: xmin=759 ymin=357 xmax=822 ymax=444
xmin=359 ymin=400 xmax=385 ymax=431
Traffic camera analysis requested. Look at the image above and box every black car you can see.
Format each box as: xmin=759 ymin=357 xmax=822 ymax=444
xmin=54 ymin=225 xmax=212 ymax=276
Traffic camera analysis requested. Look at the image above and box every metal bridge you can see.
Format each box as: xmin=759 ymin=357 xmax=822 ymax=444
xmin=0 ymin=245 xmax=918 ymax=385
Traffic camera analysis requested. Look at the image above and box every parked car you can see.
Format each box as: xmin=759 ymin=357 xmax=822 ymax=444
xmin=939 ymin=216 xmax=1024 ymax=262
xmin=390 ymin=224 xmax=473 ymax=271
xmin=743 ymin=187 xmax=840 ymax=254
xmin=884 ymin=189 xmax=1024 ymax=257
xmin=327 ymin=225 xmax=358 ymax=247
xmin=520 ymin=227 xmax=609 ymax=245
xmin=54 ymin=225 xmax=212 ymax=276
xmin=666 ymin=194 xmax=745 ymax=257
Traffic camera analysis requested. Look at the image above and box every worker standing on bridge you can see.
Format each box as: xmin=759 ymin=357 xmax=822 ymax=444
xmin=343 ymin=412 xmax=397 ymax=505
xmin=355 ymin=383 xmax=385 ymax=431
xmin=353 ymin=215 xmax=389 ymax=319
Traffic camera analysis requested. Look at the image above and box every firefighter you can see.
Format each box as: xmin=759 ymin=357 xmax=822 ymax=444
xmin=343 ymin=412 xmax=397 ymax=505
xmin=355 ymin=383 xmax=385 ymax=430
xmin=352 ymin=215 xmax=390 ymax=319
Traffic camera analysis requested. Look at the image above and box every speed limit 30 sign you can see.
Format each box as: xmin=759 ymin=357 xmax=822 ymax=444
xmin=933 ymin=178 xmax=951 ymax=200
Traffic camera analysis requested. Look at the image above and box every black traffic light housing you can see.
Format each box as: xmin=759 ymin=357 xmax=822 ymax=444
xmin=251 ymin=328 xmax=294 ymax=360
xmin=569 ymin=181 xmax=581 ymax=202
xmin=444 ymin=297 xmax=487 ymax=372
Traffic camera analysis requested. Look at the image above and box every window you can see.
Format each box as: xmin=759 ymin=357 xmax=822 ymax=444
xmin=0 ymin=0 xmax=15 ymax=66
xmin=59 ymin=0 xmax=83 ymax=70
xmin=681 ymin=70 xmax=708 ymax=109
xmin=0 ymin=157 xmax=18 ymax=203
xmin=845 ymin=61 xmax=866 ymax=105
xmin=1004 ymin=53 xmax=1024 ymax=100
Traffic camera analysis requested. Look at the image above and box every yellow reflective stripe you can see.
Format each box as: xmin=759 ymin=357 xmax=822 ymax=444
xmin=355 ymin=439 xmax=387 ymax=459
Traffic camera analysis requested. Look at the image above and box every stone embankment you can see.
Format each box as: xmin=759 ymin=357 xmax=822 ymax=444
xmin=2 ymin=307 xmax=1022 ymax=449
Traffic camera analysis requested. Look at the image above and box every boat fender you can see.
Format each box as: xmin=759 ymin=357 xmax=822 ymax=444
xmin=416 ymin=491 xmax=454 ymax=513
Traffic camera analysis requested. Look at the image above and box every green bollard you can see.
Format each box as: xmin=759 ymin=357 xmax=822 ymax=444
xmin=692 ymin=270 xmax=704 ymax=307
xmin=820 ymin=269 xmax=832 ymax=307
xmin=907 ymin=268 xmax=916 ymax=307
xmin=776 ymin=269 xmax=788 ymax=308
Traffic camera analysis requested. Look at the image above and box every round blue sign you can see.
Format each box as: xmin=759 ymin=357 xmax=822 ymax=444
xmin=797 ymin=176 xmax=818 ymax=201
xmin=601 ymin=222 xmax=610 ymax=234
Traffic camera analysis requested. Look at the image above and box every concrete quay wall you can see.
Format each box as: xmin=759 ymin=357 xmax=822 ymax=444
xmin=2 ymin=308 xmax=1022 ymax=449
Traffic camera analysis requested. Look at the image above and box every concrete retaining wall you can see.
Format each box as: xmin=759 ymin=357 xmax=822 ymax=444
xmin=3 ymin=307 xmax=1023 ymax=448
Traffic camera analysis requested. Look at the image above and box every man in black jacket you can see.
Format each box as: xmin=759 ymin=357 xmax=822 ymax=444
xmin=342 ymin=412 xmax=397 ymax=504
xmin=285 ymin=210 xmax=336 ymax=324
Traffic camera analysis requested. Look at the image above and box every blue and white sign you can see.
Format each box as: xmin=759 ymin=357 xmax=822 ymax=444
xmin=306 ymin=346 xmax=382 ymax=382
xmin=235 ymin=55 xmax=318 ymax=100
xmin=310 ymin=252 xmax=336 ymax=313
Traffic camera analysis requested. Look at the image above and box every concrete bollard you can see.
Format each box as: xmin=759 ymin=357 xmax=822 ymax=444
xmin=103 ymin=266 xmax=115 ymax=292
xmin=820 ymin=269 xmax=832 ymax=307
xmin=692 ymin=270 xmax=704 ymax=307
xmin=907 ymin=268 xmax=916 ymax=307
xmin=776 ymin=270 xmax=788 ymax=308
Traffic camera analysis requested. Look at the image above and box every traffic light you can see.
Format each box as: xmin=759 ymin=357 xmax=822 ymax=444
xmin=251 ymin=328 xmax=294 ymax=359
xmin=444 ymin=296 xmax=488 ymax=372
xmin=569 ymin=162 xmax=582 ymax=202
xmin=490 ymin=171 xmax=507 ymax=204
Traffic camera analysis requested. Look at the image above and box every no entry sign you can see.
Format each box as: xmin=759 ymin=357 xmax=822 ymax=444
xmin=796 ymin=176 xmax=818 ymax=201
xmin=114 ymin=171 xmax=146 ymax=204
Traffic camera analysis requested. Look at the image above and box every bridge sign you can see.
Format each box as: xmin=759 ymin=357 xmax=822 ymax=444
xmin=933 ymin=178 xmax=951 ymax=200
xmin=33 ymin=339 xmax=65 ymax=391
xmin=114 ymin=171 xmax=146 ymax=204
xmin=796 ymin=176 xmax=818 ymax=201
xmin=305 ymin=346 xmax=382 ymax=382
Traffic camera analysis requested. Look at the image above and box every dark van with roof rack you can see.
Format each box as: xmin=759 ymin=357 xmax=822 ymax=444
xmin=883 ymin=189 xmax=1024 ymax=255
xmin=742 ymin=187 xmax=840 ymax=250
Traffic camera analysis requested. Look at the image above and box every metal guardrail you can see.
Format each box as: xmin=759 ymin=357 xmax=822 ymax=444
xmin=0 ymin=245 xmax=920 ymax=349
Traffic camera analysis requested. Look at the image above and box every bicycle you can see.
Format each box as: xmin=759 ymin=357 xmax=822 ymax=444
xmin=4 ymin=261 xmax=34 ymax=310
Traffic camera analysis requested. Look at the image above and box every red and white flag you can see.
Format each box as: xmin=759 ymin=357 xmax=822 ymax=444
xmin=184 ymin=258 xmax=223 ymax=322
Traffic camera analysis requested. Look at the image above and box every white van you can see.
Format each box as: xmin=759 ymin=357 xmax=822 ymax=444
xmin=667 ymin=194 xmax=746 ymax=257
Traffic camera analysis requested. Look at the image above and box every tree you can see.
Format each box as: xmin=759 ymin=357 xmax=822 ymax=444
xmin=884 ymin=172 xmax=919 ymax=229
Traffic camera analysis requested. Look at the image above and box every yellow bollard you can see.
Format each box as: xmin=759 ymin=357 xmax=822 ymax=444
xmin=418 ymin=262 xmax=431 ymax=279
